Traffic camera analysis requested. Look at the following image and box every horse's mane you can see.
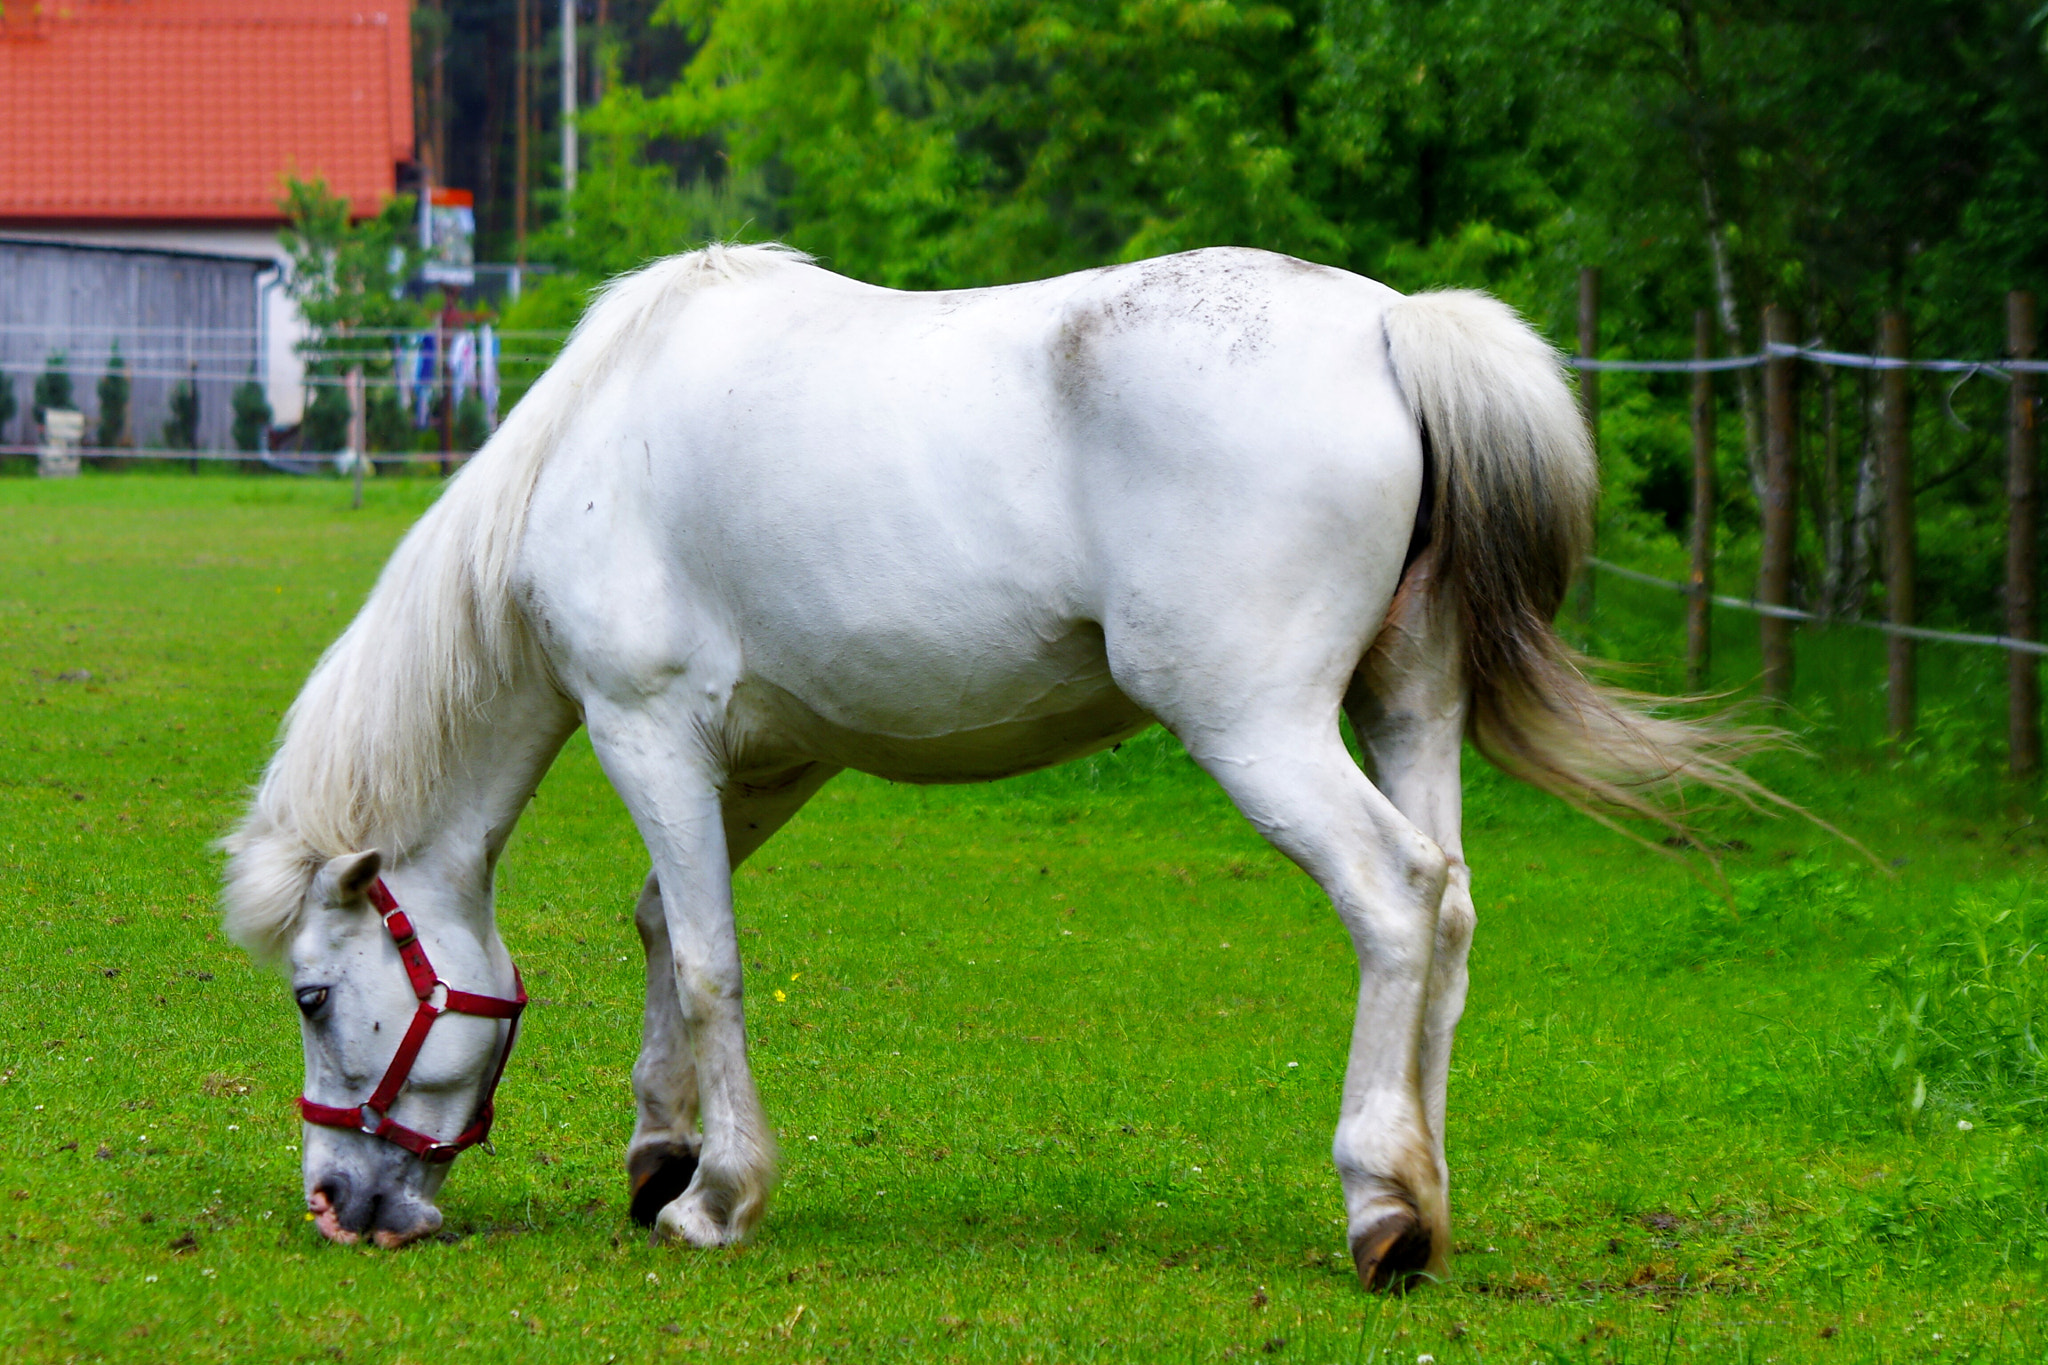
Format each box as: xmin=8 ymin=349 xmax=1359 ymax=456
xmin=222 ymin=242 xmax=813 ymax=958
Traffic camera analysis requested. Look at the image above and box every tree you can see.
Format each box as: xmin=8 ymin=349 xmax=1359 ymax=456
xmin=95 ymin=343 xmax=129 ymax=448
xmin=33 ymin=352 xmax=72 ymax=424
xmin=161 ymin=374 xmax=199 ymax=450
xmin=280 ymin=178 xmax=432 ymax=444
xmin=0 ymin=373 xmax=15 ymax=443
xmin=232 ymin=373 xmax=272 ymax=452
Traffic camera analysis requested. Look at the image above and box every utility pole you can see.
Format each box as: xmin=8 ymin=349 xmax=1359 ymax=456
xmin=561 ymin=0 xmax=578 ymax=217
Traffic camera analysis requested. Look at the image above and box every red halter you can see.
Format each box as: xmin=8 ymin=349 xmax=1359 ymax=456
xmin=297 ymin=877 xmax=526 ymax=1163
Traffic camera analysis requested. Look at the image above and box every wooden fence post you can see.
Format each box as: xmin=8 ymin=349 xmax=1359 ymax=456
xmin=1880 ymin=310 xmax=1915 ymax=741
xmin=1687 ymin=309 xmax=1716 ymax=690
xmin=1577 ymin=266 xmax=1601 ymax=623
xmin=2008 ymin=291 xmax=2040 ymax=778
xmin=1759 ymin=304 xmax=1798 ymax=701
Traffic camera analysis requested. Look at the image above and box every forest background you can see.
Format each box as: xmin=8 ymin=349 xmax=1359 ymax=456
xmin=418 ymin=0 xmax=2048 ymax=638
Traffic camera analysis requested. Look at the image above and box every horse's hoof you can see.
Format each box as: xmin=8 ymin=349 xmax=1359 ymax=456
xmin=627 ymin=1142 xmax=700 ymax=1228
xmin=1350 ymin=1208 xmax=1434 ymax=1292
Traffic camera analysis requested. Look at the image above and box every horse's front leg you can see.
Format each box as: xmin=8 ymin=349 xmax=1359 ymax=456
xmin=626 ymin=872 xmax=701 ymax=1226
xmin=625 ymin=765 xmax=839 ymax=1228
xmin=587 ymin=703 xmax=776 ymax=1247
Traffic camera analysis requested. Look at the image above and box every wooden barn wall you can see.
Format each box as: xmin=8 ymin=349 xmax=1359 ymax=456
xmin=0 ymin=241 xmax=264 ymax=451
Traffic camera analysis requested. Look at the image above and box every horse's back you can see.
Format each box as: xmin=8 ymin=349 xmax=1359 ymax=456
xmin=521 ymin=248 xmax=1422 ymax=779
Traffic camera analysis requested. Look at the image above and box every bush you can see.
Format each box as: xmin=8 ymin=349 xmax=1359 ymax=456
xmin=95 ymin=344 xmax=129 ymax=448
xmin=33 ymin=352 xmax=72 ymax=423
xmin=0 ymin=372 xmax=15 ymax=441
xmin=161 ymin=377 xmax=199 ymax=450
xmin=454 ymin=393 xmax=490 ymax=452
xmin=366 ymin=389 xmax=411 ymax=454
xmin=231 ymin=376 xmax=271 ymax=453
xmin=301 ymin=383 xmax=350 ymax=454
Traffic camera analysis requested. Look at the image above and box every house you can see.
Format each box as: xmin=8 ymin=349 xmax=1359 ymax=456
xmin=0 ymin=0 xmax=414 ymax=447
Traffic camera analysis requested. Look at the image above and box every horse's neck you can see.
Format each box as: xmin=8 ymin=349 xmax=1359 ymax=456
xmin=406 ymin=665 xmax=579 ymax=929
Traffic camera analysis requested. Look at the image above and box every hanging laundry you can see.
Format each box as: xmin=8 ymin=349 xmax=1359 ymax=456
xmin=413 ymin=332 xmax=437 ymax=428
xmin=395 ymin=336 xmax=417 ymax=411
xmin=451 ymin=330 xmax=477 ymax=412
xmin=479 ymin=325 xmax=501 ymax=430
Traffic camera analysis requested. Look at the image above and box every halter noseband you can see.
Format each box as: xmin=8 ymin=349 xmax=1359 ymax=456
xmin=296 ymin=877 xmax=526 ymax=1163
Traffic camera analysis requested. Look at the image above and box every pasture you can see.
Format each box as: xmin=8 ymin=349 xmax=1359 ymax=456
xmin=1 ymin=473 xmax=2043 ymax=1362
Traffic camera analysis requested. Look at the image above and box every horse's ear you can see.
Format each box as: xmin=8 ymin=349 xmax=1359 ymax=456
xmin=324 ymin=850 xmax=384 ymax=904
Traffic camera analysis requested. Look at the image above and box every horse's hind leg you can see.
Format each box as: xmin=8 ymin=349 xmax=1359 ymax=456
xmin=1345 ymin=569 xmax=1472 ymax=1236
xmin=1114 ymin=646 xmax=1450 ymax=1289
xmin=626 ymin=764 xmax=838 ymax=1226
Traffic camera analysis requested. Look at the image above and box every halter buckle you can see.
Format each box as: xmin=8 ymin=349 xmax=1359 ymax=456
xmin=359 ymin=1103 xmax=384 ymax=1135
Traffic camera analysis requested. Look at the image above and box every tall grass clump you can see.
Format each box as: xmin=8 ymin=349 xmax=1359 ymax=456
xmin=1863 ymin=884 xmax=2047 ymax=1132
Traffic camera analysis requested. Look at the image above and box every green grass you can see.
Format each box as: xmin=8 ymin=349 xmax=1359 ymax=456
xmin=1 ymin=472 xmax=2044 ymax=1363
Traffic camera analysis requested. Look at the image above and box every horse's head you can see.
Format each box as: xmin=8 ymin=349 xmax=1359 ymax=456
xmin=274 ymin=849 xmax=524 ymax=1248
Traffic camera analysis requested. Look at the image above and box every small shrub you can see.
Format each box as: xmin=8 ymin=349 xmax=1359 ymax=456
xmin=1862 ymin=884 xmax=2047 ymax=1131
xmin=33 ymin=352 xmax=72 ymax=423
xmin=454 ymin=392 xmax=490 ymax=452
xmin=231 ymin=375 xmax=271 ymax=453
xmin=95 ymin=343 xmax=129 ymax=448
xmin=366 ymin=389 xmax=410 ymax=453
xmin=161 ymin=376 xmax=199 ymax=450
xmin=0 ymin=372 xmax=15 ymax=440
xmin=301 ymin=382 xmax=350 ymax=453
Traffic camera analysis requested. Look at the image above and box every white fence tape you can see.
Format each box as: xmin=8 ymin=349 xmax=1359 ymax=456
xmin=1586 ymin=556 xmax=2048 ymax=656
xmin=1570 ymin=345 xmax=2048 ymax=377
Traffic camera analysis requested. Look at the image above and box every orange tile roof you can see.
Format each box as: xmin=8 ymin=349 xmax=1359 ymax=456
xmin=0 ymin=0 xmax=413 ymax=223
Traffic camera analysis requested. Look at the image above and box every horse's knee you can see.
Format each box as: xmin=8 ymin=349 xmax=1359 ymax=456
xmin=1435 ymin=867 xmax=1475 ymax=958
xmin=633 ymin=873 xmax=665 ymax=947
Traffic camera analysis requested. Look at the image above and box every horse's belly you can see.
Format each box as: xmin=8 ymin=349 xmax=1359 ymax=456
xmin=732 ymin=624 xmax=1151 ymax=783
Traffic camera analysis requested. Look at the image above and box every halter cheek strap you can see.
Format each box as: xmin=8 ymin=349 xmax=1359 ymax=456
xmin=297 ymin=877 xmax=526 ymax=1163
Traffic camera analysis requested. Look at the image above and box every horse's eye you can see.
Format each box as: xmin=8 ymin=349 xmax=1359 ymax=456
xmin=294 ymin=986 xmax=330 ymax=1016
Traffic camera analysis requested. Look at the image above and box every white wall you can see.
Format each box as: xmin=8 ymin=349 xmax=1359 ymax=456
xmin=22 ymin=225 xmax=309 ymax=424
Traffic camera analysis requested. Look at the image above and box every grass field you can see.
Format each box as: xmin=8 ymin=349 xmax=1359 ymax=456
xmin=2 ymin=473 xmax=2044 ymax=1363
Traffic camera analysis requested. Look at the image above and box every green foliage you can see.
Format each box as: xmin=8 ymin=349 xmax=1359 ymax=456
xmin=0 ymin=371 xmax=16 ymax=441
xmin=94 ymin=345 xmax=128 ymax=449
xmin=279 ymin=179 xmax=428 ymax=336
xmin=32 ymin=352 xmax=72 ymax=424
xmin=366 ymin=388 xmax=412 ymax=454
xmin=300 ymin=383 xmax=350 ymax=454
xmin=230 ymin=376 xmax=271 ymax=453
xmin=454 ymin=392 xmax=491 ymax=452
xmin=159 ymin=377 xmax=199 ymax=451
xmin=1865 ymin=886 xmax=2048 ymax=1132
xmin=280 ymin=178 xmax=432 ymax=412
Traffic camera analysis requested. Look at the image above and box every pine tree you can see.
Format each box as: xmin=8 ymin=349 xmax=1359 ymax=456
xmin=95 ymin=343 xmax=129 ymax=448
xmin=161 ymin=374 xmax=200 ymax=450
xmin=231 ymin=372 xmax=271 ymax=452
xmin=33 ymin=352 xmax=72 ymax=424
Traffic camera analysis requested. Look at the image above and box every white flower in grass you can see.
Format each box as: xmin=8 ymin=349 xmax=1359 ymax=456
xmin=143 ymin=1275 xmax=157 ymax=1284
xmin=1418 ymin=1356 xmax=1436 ymax=1365
xmin=645 ymin=1272 xmax=659 ymax=1284
xmin=1286 ymin=1062 xmax=1299 ymax=1069
xmin=1957 ymin=1119 xmax=1974 ymax=1131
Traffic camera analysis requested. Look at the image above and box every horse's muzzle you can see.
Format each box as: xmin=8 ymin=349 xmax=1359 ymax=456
xmin=307 ymin=1164 xmax=446 ymax=1248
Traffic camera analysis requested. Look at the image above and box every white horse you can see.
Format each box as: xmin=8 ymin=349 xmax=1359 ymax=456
xmin=223 ymin=243 xmax=1754 ymax=1287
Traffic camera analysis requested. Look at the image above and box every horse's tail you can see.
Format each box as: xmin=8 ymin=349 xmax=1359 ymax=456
xmin=1381 ymin=289 xmax=1776 ymax=835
